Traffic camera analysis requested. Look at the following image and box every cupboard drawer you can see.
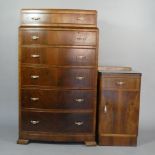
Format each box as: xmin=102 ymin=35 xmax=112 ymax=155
xmin=21 ymin=89 xmax=96 ymax=110
xmin=21 ymin=29 xmax=97 ymax=46
xmin=21 ymin=47 xmax=96 ymax=66
xmin=101 ymin=77 xmax=140 ymax=90
xmin=21 ymin=66 xmax=97 ymax=89
xmin=21 ymin=9 xmax=97 ymax=27
xmin=21 ymin=112 xmax=93 ymax=133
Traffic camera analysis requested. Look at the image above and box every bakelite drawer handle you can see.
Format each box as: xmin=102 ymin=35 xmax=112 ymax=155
xmin=76 ymin=76 xmax=85 ymax=80
xmin=76 ymin=37 xmax=86 ymax=41
xmin=76 ymin=55 xmax=86 ymax=60
xmin=31 ymin=75 xmax=39 ymax=79
xmin=32 ymin=17 xmax=40 ymax=20
xmin=30 ymin=97 xmax=39 ymax=101
xmin=77 ymin=17 xmax=84 ymax=21
xmin=116 ymin=81 xmax=125 ymax=86
xmin=31 ymin=54 xmax=40 ymax=58
xmin=32 ymin=36 xmax=39 ymax=40
xmin=75 ymin=121 xmax=84 ymax=126
xmin=75 ymin=98 xmax=84 ymax=103
xmin=30 ymin=120 xmax=40 ymax=125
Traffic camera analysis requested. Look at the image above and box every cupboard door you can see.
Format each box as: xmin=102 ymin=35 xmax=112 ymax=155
xmin=99 ymin=90 xmax=140 ymax=135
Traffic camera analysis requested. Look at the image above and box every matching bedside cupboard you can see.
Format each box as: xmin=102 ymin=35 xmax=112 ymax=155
xmin=97 ymin=69 xmax=141 ymax=146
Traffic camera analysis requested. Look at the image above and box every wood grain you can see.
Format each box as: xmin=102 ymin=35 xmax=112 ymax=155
xmin=98 ymin=72 xmax=141 ymax=146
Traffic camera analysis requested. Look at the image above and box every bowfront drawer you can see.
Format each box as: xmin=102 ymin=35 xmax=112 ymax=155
xmin=21 ymin=9 xmax=97 ymax=27
xmin=21 ymin=89 xmax=96 ymax=110
xmin=21 ymin=66 xmax=58 ymax=87
xmin=59 ymin=68 xmax=97 ymax=89
xmin=22 ymin=112 xmax=93 ymax=133
xmin=21 ymin=47 xmax=96 ymax=66
xmin=21 ymin=29 xmax=97 ymax=46
xmin=21 ymin=67 xmax=97 ymax=88
xmin=101 ymin=76 xmax=141 ymax=90
xmin=21 ymin=47 xmax=58 ymax=65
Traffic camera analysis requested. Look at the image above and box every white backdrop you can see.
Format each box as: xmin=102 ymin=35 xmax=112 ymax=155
xmin=0 ymin=0 xmax=155 ymax=154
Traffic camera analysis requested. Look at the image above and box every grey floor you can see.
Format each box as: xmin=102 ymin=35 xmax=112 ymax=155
xmin=0 ymin=123 xmax=155 ymax=155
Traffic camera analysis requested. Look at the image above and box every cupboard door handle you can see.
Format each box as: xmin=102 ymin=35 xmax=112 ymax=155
xmin=75 ymin=98 xmax=84 ymax=103
xmin=30 ymin=120 xmax=40 ymax=125
xmin=30 ymin=97 xmax=39 ymax=101
xmin=116 ymin=81 xmax=125 ymax=86
xmin=32 ymin=36 xmax=39 ymax=40
xmin=76 ymin=76 xmax=85 ymax=80
xmin=32 ymin=17 xmax=40 ymax=20
xmin=31 ymin=54 xmax=40 ymax=58
xmin=75 ymin=121 xmax=84 ymax=126
xmin=104 ymin=105 xmax=107 ymax=113
xmin=31 ymin=75 xmax=39 ymax=79
xmin=76 ymin=55 xmax=86 ymax=60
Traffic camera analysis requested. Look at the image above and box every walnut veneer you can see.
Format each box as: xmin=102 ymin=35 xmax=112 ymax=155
xmin=18 ymin=9 xmax=98 ymax=146
xmin=97 ymin=70 xmax=141 ymax=146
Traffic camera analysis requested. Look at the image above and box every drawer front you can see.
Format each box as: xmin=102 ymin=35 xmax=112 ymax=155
xmin=21 ymin=47 xmax=96 ymax=66
xmin=21 ymin=47 xmax=58 ymax=65
xmin=101 ymin=77 xmax=140 ymax=90
xmin=21 ymin=67 xmax=58 ymax=87
xmin=21 ymin=12 xmax=96 ymax=26
xmin=21 ymin=89 xmax=96 ymax=110
xmin=21 ymin=30 xmax=97 ymax=46
xmin=22 ymin=112 xmax=93 ymax=133
xmin=59 ymin=68 xmax=97 ymax=89
xmin=21 ymin=67 xmax=97 ymax=88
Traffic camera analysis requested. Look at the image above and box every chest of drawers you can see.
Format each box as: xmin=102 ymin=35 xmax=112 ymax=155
xmin=97 ymin=70 xmax=141 ymax=146
xmin=17 ymin=9 xmax=98 ymax=146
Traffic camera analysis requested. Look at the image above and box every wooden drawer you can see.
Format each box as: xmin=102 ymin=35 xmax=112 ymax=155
xmin=101 ymin=77 xmax=140 ymax=90
xmin=21 ymin=66 xmax=97 ymax=89
xmin=21 ymin=9 xmax=97 ymax=27
xmin=21 ymin=111 xmax=93 ymax=133
xmin=21 ymin=89 xmax=96 ymax=110
xmin=20 ymin=29 xmax=97 ymax=46
xmin=21 ymin=66 xmax=58 ymax=87
xmin=21 ymin=47 xmax=96 ymax=66
xmin=59 ymin=68 xmax=97 ymax=89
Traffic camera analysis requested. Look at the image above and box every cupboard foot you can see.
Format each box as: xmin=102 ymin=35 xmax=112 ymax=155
xmin=17 ymin=139 xmax=29 ymax=144
xmin=85 ymin=141 xmax=97 ymax=146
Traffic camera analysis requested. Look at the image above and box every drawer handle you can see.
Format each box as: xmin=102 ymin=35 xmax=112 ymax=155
xmin=31 ymin=54 xmax=40 ymax=58
xmin=116 ymin=81 xmax=125 ymax=86
xmin=77 ymin=55 xmax=86 ymax=60
xmin=77 ymin=17 xmax=84 ymax=21
xmin=76 ymin=37 xmax=86 ymax=41
xmin=32 ymin=17 xmax=40 ymax=20
xmin=30 ymin=97 xmax=39 ymax=101
xmin=32 ymin=36 xmax=39 ymax=40
xmin=75 ymin=98 xmax=84 ymax=103
xmin=31 ymin=75 xmax=39 ymax=79
xmin=30 ymin=120 xmax=40 ymax=125
xmin=75 ymin=121 xmax=84 ymax=126
xmin=76 ymin=76 xmax=85 ymax=80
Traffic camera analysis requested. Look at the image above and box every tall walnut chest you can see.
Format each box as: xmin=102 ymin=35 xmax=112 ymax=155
xmin=98 ymin=70 xmax=141 ymax=146
xmin=17 ymin=9 xmax=99 ymax=145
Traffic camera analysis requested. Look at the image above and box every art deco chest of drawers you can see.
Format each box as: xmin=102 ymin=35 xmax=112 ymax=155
xmin=17 ymin=9 xmax=98 ymax=146
xmin=97 ymin=67 xmax=141 ymax=146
